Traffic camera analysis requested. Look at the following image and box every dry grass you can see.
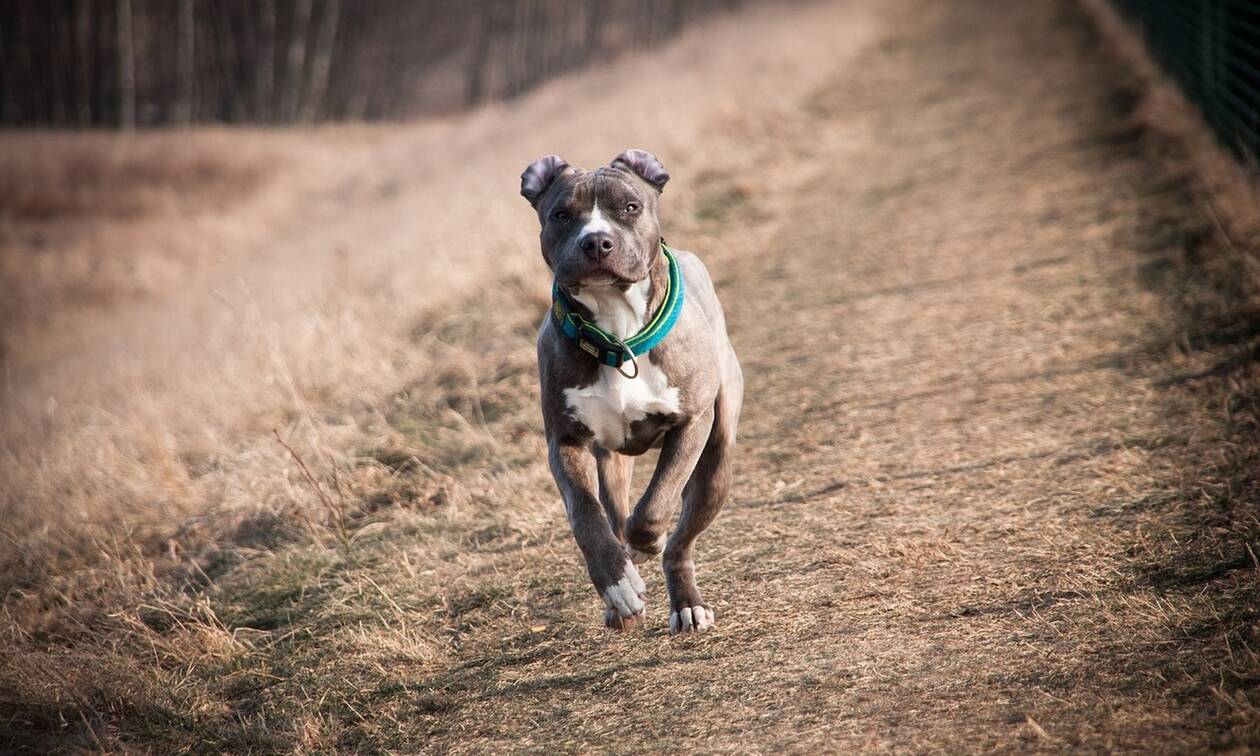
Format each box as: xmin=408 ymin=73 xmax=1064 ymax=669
xmin=0 ymin=128 xmax=359 ymax=370
xmin=1 ymin=0 xmax=865 ymax=541
xmin=2 ymin=0 xmax=1259 ymax=751
xmin=0 ymin=1 xmax=878 ymax=750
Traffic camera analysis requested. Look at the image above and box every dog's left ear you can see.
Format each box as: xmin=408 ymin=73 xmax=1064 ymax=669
xmin=612 ymin=149 xmax=670 ymax=192
xmin=521 ymin=154 xmax=569 ymax=207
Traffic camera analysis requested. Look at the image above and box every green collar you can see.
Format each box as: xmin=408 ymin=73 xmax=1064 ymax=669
xmin=551 ymin=242 xmax=684 ymax=378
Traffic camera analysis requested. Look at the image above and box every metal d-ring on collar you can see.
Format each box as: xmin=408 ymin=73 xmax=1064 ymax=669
xmin=609 ymin=333 xmax=640 ymax=379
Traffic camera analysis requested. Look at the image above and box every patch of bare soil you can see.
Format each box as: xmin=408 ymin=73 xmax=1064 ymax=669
xmin=2 ymin=0 xmax=1259 ymax=751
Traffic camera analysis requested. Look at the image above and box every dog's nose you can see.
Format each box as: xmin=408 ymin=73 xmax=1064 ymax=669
xmin=579 ymin=232 xmax=617 ymax=260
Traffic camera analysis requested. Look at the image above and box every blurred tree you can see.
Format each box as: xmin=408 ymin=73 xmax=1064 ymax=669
xmin=281 ymin=0 xmax=311 ymax=123
xmin=257 ymin=0 xmax=276 ymax=122
xmin=174 ymin=0 xmax=194 ymax=124
xmin=116 ymin=0 xmax=135 ymax=130
xmin=584 ymin=0 xmax=605 ymax=62
xmin=301 ymin=0 xmax=339 ymax=123
xmin=466 ymin=0 xmax=508 ymax=107
xmin=75 ymin=0 xmax=93 ymax=125
xmin=0 ymin=0 xmax=775 ymax=128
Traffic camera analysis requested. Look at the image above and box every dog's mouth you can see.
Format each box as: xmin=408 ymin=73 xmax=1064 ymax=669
xmin=559 ymin=264 xmax=643 ymax=289
xmin=576 ymin=270 xmax=633 ymax=287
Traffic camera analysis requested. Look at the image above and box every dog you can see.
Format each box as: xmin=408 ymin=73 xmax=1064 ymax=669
xmin=521 ymin=149 xmax=742 ymax=634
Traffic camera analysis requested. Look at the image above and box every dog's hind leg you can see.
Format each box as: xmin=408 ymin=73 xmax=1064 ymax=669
xmin=596 ymin=448 xmax=634 ymax=543
xmin=664 ymin=370 xmax=741 ymax=634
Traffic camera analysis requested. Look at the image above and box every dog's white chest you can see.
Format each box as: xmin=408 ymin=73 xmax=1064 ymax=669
xmin=564 ymin=362 xmax=681 ymax=450
xmin=561 ymin=278 xmax=681 ymax=450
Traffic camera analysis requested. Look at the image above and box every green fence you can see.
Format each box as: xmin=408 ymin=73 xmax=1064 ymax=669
xmin=1111 ymin=0 xmax=1260 ymax=171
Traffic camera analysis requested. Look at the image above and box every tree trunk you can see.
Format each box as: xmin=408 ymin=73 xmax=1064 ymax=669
xmin=582 ymin=0 xmax=604 ymax=62
xmin=531 ymin=0 xmax=549 ymax=83
xmin=257 ymin=0 xmax=276 ymax=121
xmin=174 ymin=0 xmax=195 ymax=124
xmin=506 ymin=0 xmax=524 ymax=96
xmin=281 ymin=0 xmax=312 ymax=122
xmin=116 ymin=0 xmax=135 ymax=130
xmin=666 ymin=0 xmax=684 ymax=35
xmin=217 ymin=6 xmax=246 ymax=121
xmin=300 ymin=0 xmax=339 ymax=123
xmin=75 ymin=0 xmax=93 ymax=125
xmin=0 ymin=6 xmax=11 ymax=124
xmin=645 ymin=0 xmax=662 ymax=48
xmin=517 ymin=0 xmax=545 ymax=94
xmin=47 ymin=3 xmax=69 ymax=125
xmin=465 ymin=0 xmax=496 ymax=106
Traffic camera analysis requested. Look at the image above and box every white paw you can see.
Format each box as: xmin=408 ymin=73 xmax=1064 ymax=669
xmin=669 ymin=605 xmax=714 ymax=634
xmin=629 ymin=535 xmax=666 ymax=564
xmin=602 ymin=561 xmax=647 ymax=625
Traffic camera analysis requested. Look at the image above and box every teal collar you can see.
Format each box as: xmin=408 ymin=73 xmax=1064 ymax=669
xmin=551 ymin=242 xmax=684 ymax=378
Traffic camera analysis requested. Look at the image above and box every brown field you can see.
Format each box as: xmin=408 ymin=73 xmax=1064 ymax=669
xmin=2 ymin=0 xmax=1259 ymax=752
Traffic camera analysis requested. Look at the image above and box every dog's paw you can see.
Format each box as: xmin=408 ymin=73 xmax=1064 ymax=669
xmin=669 ymin=604 xmax=714 ymax=635
xmin=602 ymin=561 xmax=647 ymax=630
xmin=628 ymin=534 xmax=666 ymax=565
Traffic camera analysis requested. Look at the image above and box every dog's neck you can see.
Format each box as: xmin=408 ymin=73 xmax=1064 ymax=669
xmin=567 ymin=253 xmax=669 ymax=341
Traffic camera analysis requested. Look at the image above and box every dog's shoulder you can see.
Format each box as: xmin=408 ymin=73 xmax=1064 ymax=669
xmin=536 ymin=311 xmax=603 ymax=392
xmin=669 ymin=247 xmax=728 ymax=332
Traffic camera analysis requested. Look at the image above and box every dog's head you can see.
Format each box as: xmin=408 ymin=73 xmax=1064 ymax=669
xmin=520 ymin=149 xmax=670 ymax=288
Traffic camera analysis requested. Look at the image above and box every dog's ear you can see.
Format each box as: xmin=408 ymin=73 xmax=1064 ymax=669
xmin=520 ymin=154 xmax=569 ymax=206
xmin=612 ymin=149 xmax=670 ymax=192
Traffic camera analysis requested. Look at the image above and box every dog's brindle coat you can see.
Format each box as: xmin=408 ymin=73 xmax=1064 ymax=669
xmin=522 ymin=149 xmax=742 ymax=633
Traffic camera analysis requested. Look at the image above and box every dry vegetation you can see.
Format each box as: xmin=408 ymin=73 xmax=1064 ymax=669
xmin=2 ymin=0 xmax=1259 ymax=751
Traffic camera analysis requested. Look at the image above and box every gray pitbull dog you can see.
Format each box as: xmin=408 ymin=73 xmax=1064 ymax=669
xmin=521 ymin=149 xmax=742 ymax=634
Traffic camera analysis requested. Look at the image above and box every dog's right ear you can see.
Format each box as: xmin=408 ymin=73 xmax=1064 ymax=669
xmin=520 ymin=154 xmax=569 ymax=207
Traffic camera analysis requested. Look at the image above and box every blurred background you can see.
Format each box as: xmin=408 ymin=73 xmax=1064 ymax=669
xmin=0 ymin=1 xmax=1255 ymax=155
xmin=1111 ymin=1 xmax=1259 ymax=164
xmin=1 ymin=0 xmax=751 ymax=126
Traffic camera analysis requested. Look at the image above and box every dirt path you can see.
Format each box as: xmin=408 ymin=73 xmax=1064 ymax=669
xmin=367 ymin=2 xmax=1258 ymax=750
xmin=6 ymin=0 xmax=1259 ymax=752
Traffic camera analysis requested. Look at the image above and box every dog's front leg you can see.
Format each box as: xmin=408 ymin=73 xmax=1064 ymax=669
xmin=623 ymin=406 xmax=715 ymax=562
xmin=548 ymin=437 xmax=647 ymax=629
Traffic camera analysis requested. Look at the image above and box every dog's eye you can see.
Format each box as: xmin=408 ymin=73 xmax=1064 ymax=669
xmin=551 ymin=210 xmax=571 ymax=223
xmin=624 ymin=202 xmax=640 ymax=214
